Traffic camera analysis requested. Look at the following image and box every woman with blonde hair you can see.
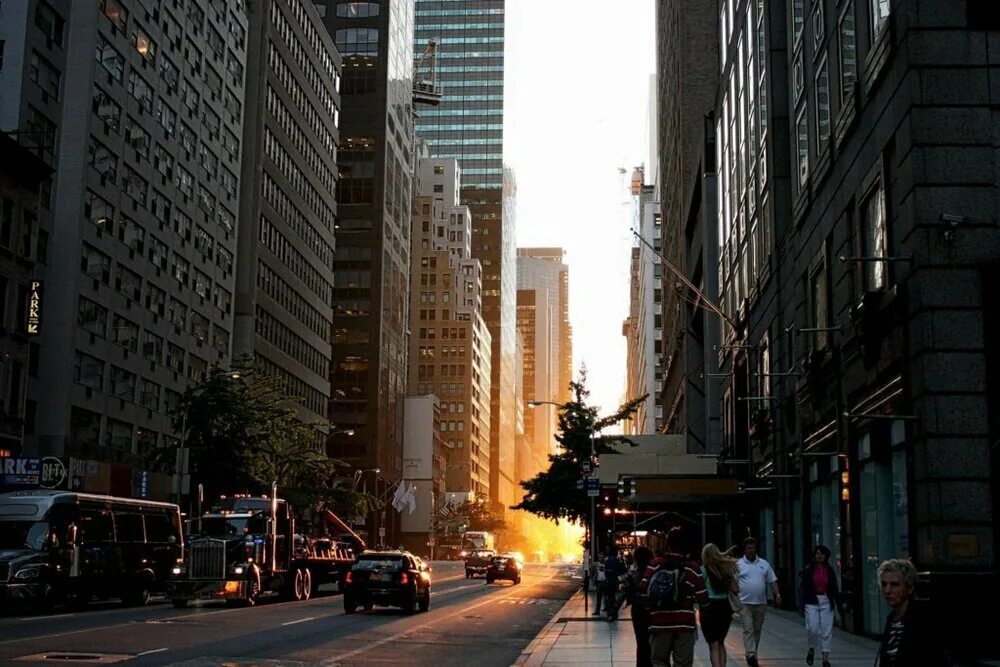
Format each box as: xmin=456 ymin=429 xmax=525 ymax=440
xmin=700 ymin=543 xmax=739 ymax=667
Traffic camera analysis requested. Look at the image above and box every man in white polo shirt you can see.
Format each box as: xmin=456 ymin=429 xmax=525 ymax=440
xmin=736 ymin=537 xmax=781 ymax=667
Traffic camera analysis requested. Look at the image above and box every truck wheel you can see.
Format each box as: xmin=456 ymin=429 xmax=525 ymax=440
xmin=293 ymin=569 xmax=306 ymax=601
xmin=363 ymin=600 xmax=375 ymax=611
xmin=344 ymin=594 xmax=357 ymax=614
xmin=301 ymin=569 xmax=312 ymax=601
xmin=403 ymin=593 xmax=416 ymax=615
xmin=123 ymin=583 xmax=151 ymax=607
xmin=419 ymin=588 xmax=430 ymax=612
xmin=465 ymin=570 xmax=471 ymax=579
xmin=486 ymin=576 xmax=494 ymax=585
xmin=171 ymin=599 xmax=189 ymax=608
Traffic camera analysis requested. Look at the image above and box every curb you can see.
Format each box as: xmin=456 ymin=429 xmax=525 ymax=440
xmin=512 ymin=589 xmax=582 ymax=666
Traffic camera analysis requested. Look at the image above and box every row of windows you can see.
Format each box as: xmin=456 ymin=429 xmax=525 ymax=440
xmin=428 ymin=78 xmax=502 ymax=87
xmin=418 ymin=123 xmax=503 ymax=131
xmin=416 ymin=364 xmax=467 ymax=379
xmin=335 ymin=27 xmax=379 ymax=57
xmin=335 ymin=2 xmax=379 ymax=18
xmin=415 ymin=22 xmax=505 ymax=30
xmin=267 ymin=42 xmax=337 ymax=159
xmin=257 ymin=356 xmax=326 ymax=416
xmin=282 ymin=0 xmax=339 ymax=82
xmin=418 ymin=108 xmax=502 ymax=117
xmin=438 ymin=36 xmax=504 ymax=45
xmin=437 ymin=51 xmax=504 ymax=59
xmin=76 ymin=295 xmax=225 ymax=377
xmin=436 ymin=64 xmax=503 ymax=72
xmin=263 ymin=127 xmax=336 ymax=231
xmin=261 ymin=172 xmax=334 ymax=264
xmin=269 ymin=1 xmax=339 ymax=121
xmin=254 ymin=305 xmax=329 ymax=378
xmin=433 ymin=152 xmax=502 ymax=161
xmin=425 ymin=137 xmax=503 ymax=146
xmin=414 ymin=8 xmax=504 ymax=16
xmin=258 ymin=215 xmax=333 ymax=303
xmin=439 ymin=93 xmax=503 ymax=102
xmin=70 ymin=405 xmax=175 ymax=455
xmin=257 ymin=260 xmax=331 ymax=342
xmin=266 ymin=84 xmax=337 ymax=193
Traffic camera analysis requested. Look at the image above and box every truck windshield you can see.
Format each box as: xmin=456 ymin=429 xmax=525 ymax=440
xmin=0 ymin=520 xmax=50 ymax=551
xmin=198 ymin=516 xmax=256 ymax=537
xmin=462 ymin=536 xmax=486 ymax=549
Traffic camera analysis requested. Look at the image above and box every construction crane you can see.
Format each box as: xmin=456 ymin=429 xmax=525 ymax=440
xmin=413 ymin=37 xmax=442 ymax=106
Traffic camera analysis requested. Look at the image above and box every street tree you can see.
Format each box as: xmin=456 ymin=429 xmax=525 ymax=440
xmin=148 ymin=356 xmax=373 ymax=519
xmin=432 ymin=495 xmax=506 ymax=541
xmin=513 ymin=371 xmax=646 ymax=524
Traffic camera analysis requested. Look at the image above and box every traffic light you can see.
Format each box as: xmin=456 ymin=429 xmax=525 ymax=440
xmin=617 ymin=477 xmax=634 ymax=498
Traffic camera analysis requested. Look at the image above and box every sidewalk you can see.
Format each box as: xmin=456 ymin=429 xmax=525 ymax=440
xmin=516 ymin=591 xmax=879 ymax=666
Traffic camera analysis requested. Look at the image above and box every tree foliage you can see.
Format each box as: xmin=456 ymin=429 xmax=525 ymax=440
xmin=513 ymin=370 xmax=646 ymax=524
xmin=432 ymin=495 xmax=506 ymax=540
xmin=148 ymin=356 xmax=373 ymax=519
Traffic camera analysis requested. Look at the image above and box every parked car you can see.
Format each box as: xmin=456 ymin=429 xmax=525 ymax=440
xmin=343 ymin=550 xmax=431 ymax=614
xmin=486 ymin=553 xmax=522 ymax=585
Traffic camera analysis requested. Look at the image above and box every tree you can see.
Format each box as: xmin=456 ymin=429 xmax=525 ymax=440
xmin=513 ymin=370 xmax=646 ymax=524
xmin=432 ymin=495 xmax=506 ymax=541
xmin=148 ymin=356 xmax=373 ymax=519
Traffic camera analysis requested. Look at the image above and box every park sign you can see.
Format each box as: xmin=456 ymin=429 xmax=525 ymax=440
xmin=26 ymin=280 xmax=43 ymax=335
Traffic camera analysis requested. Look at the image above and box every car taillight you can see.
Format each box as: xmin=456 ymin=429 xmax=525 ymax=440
xmin=400 ymin=573 xmax=409 ymax=585
xmin=346 ymin=572 xmax=353 ymax=584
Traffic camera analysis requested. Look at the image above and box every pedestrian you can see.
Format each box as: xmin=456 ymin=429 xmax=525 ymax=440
xmin=639 ymin=530 xmax=708 ymax=667
xmin=604 ymin=549 xmax=623 ymax=620
xmin=699 ymin=543 xmax=739 ymax=667
xmin=876 ymin=558 xmax=950 ymax=666
xmin=799 ymin=545 xmax=839 ymax=667
xmin=627 ymin=546 xmax=654 ymax=667
xmin=593 ymin=550 xmax=607 ymax=616
xmin=735 ymin=537 xmax=781 ymax=667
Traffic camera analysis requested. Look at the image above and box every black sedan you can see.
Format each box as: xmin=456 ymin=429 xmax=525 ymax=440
xmin=485 ymin=553 xmax=522 ymax=585
xmin=343 ymin=551 xmax=431 ymax=614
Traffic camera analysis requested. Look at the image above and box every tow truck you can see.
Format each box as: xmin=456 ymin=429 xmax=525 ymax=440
xmin=167 ymin=486 xmax=364 ymax=606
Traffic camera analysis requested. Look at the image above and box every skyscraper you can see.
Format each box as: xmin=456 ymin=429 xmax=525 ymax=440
xmin=407 ymin=157 xmax=491 ymax=497
xmin=1 ymin=0 xmax=247 ymax=493
xmin=316 ymin=1 xmax=415 ymax=502
xmin=413 ymin=0 xmax=516 ymax=513
xmin=233 ymin=0 xmax=341 ymax=426
xmin=517 ymin=248 xmax=572 ymax=405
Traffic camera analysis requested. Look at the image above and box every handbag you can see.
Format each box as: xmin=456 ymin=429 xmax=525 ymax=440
xmin=728 ymin=589 xmax=743 ymax=613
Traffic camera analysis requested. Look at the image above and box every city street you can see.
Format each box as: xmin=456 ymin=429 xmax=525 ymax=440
xmin=0 ymin=563 xmax=578 ymax=666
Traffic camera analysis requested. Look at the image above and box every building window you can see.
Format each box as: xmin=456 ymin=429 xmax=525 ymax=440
xmin=73 ymin=352 xmax=104 ymax=390
xmin=839 ymin=1 xmax=857 ymax=103
xmin=861 ymin=182 xmax=887 ymax=292
xmin=870 ymin=0 xmax=890 ymax=40
xmin=812 ymin=1 xmax=825 ymax=52
xmin=95 ymin=36 xmax=124 ymax=82
xmin=809 ymin=260 xmax=829 ymax=351
xmin=815 ymin=57 xmax=830 ymax=152
xmin=335 ymin=28 xmax=379 ymax=57
xmin=101 ymin=0 xmax=128 ymax=32
xmin=792 ymin=50 xmax=805 ymax=102
xmin=337 ymin=2 xmax=380 ymax=17
xmin=133 ymin=27 xmax=156 ymax=64
xmin=34 ymin=2 xmax=64 ymax=47
xmin=29 ymin=51 xmax=60 ymax=100
xmin=93 ymin=88 xmax=121 ymax=133
xmin=792 ymin=0 xmax=805 ymax=43
xmin=795 ymin=107 xmax=809 ymax=193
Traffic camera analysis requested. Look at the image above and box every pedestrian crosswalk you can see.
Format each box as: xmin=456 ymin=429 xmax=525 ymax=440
xmin=497 ymin=598 xmax=558 ymax=605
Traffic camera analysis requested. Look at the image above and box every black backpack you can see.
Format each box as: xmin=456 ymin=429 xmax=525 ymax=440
xmin=647 ymin=557 xmax=684 ymax=611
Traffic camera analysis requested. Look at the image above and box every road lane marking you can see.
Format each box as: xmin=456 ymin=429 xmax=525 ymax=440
xmin=321 ymin=570 xmax=559 ymax=664
xmin=281 ymin=617 xmax=316 ymax=626
xmin=135 ymin=648 xmax=168 ymax=657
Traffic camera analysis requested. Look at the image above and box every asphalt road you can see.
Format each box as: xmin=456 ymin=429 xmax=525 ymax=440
xmin=0 ymin=562 xmax=580 ymax=666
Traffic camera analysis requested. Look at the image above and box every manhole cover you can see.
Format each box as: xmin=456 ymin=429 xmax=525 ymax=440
xmin=463 ymin=614 xmax=484 ymax=619
xmin=16 ymin=653 xmax=133 ymax=664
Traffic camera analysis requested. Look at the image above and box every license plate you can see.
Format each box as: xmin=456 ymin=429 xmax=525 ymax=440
xmin=380 ymin=573 xmax=392 ymax=582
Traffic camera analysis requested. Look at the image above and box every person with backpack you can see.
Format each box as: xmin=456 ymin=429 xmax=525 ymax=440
xmin=639 ymin=530 xmax=708 ymax=667
xmin=736 ymin=537 xmax=781 ymax=667
xmin=604 ymin=550 xmax=624 ymax=620
xmin=700 ymin=543 xmax=739 ymax=667
xmin=624 ymin=546 xmax=654 ymax=667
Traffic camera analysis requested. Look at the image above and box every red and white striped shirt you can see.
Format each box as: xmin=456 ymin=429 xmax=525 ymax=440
xmin=638 ymin=553 xmax=709 ymax=634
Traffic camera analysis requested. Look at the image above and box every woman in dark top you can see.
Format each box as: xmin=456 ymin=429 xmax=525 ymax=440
xmin=627 ymin=546 xmax=653 ymax=667
xmin=798 ymin=545 xmax=840 ymax=667
xmin=699 ymin=543 xmax=738 ymax=667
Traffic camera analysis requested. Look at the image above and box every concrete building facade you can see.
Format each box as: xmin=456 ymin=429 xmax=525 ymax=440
xmin=233 ymin=0 xmax=341 ymax=425
xmin=408 ymin=157 xmax=492 ymax=498
xmin=517 ymin=247 xmax=572 ymax=406
xmin=0 ymin=0 xmax=247 ymax=496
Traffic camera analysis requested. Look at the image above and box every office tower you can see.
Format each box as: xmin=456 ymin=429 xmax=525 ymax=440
xmin=0 ymin=0 xmax=247 ymax=495
xmin=316 ymin=2 xmax=415 ymax=501
xmin=0 ymin=135 xmax=49 ymax=454
xmin=517 ymin=248 xmax=572 ymax=406
xmin=623 ymin=173 xmax=663 ymax=435
xmin=408 ymin=157 xmax=492 ymax=497
xmin=233 ymin=0 xmax=341 ymax=425
xmin=413 ymin=0 xmax=516 ymax=514
xmin=515 ymin=288 xmax=552 ymax=477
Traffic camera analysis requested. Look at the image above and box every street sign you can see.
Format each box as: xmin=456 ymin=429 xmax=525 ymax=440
xmin=428 ymin=537 xmax=436 ymax=546
xmin=581 ymin=461 xmax=592 ymax=474
xmin=587 ymin=488 xmax=600 ymax=497
xmin=378 ymin=526 xmax=386 ymax=538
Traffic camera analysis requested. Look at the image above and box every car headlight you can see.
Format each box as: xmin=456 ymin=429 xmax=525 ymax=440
xmin=233 ymin=566 xmax=245 ymax=575
xmin=14 ymin=566 xmax=42 ymax=580
xmin=172 ymin=566 xmax=184 ymax=575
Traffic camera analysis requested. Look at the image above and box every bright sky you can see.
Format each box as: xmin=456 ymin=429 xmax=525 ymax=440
xmin=504 ymin=0 xmax=656 ymax=419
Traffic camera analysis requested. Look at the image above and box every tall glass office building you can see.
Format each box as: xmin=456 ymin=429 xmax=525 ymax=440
xmin=413 ymin=0 xmax=517 ymax=512
xmin=413 ymin=0 xmax=504 ymax=189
